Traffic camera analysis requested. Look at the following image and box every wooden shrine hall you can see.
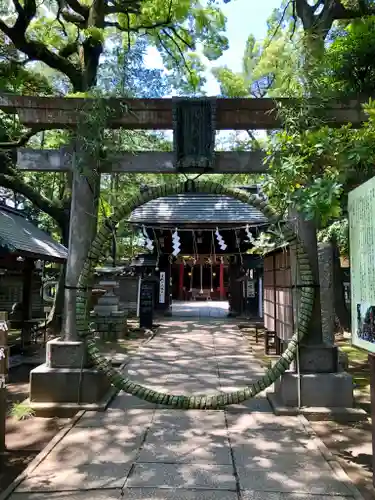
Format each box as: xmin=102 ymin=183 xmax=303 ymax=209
xmin=128 ymin=185 xmax=266 ymax=317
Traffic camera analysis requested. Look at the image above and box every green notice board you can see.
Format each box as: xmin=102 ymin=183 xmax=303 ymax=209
xmin=348 ymin=175 xmax=375 ymax=352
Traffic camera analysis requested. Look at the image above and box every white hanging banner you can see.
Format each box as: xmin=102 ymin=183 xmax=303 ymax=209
xmin=159 ymin=271 xmax=166 ymax=304
xmin=142 ymin=225 xmax=154 ymax=251
xmin=172 ymin=228 xmax=181 ymax=256
xmin=215 ymin=227 xmax=227 ymax=251
xmin=245 ymin=224 xmax=255 ymax=243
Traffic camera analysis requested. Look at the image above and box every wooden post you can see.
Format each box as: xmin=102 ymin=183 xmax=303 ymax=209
xmin=0 ymin=311 xmax=8 ymax=452
xmin=178 ymin=263 xmax=184 ymax=300
xmin=273 ymin=254 xmax=277 ymax=337
xmin=21 ymin=259 xmax=34 ymax=349
xmin=219 ymin=261 xmax=225 ymax=300
xmin=369 ymin=353 xmax=375 ymax=488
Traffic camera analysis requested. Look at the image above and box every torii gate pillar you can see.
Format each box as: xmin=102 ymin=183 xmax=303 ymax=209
xmin=29 ymin=158 xmax=113 ymax=415
xmin=268 ymin=213 xmax=363 ymax=419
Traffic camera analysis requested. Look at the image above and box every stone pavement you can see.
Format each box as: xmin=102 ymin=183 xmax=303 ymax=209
xmin=171 ymin=300 xmax=229 ymax=318
xmin=8 ymin=319 xmax=362 ymax=499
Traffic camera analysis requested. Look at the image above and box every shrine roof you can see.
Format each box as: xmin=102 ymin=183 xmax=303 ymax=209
xmin=0 ymin=206 xmax=67 ymax=261
xmin=128 ymin=192 xmax=268 ymax=228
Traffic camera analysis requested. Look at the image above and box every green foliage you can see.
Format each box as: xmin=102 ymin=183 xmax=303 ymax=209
xmin=98 ymin=37 xmax=170 ymax=97
xmin=324 ymin=19 xmax=375 ymax=95
xmin=1 ymin=0 xmax=229 ymax=93
xmin=263 ymin=120 xmax=345 ymax=224
xmin=247 ymin=231 xmax=287 ymax=256
xmin=73 ymin=90 xmax=116 ymax=176
xmin=211 ymin=3 xmax=375 ymax=258
xmin=9 ymin=401 xmax=35 ymax=421
xmin=213 ymin=3 xmax=304 ymax=98
xmin=318 ymin=219 xmax=349 ymax=256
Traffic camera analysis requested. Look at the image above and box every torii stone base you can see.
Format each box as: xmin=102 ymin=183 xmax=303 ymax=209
xmin=267 ymin=345 xmax=367 ymax=422
xmin=29 ymin=340 xmax=116 ymax=417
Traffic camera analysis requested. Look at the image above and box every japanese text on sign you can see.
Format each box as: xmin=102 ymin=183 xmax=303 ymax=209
xmin=348 ymin=176 xmax=375 ymax=353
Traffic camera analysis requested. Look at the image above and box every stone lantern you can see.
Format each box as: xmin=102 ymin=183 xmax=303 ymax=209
xmin=90 ymin=265 xmax=127 ymax=341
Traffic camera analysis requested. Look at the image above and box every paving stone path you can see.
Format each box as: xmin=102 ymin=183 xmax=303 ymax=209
xmin=171 ymin=300 xmax=229 ymax=318
xmin=8 ymin=319 xmax=362 ymax=499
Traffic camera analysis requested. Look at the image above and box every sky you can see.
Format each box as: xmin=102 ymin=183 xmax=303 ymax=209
xmin=144 ymin=0 xmax=282 ymax=96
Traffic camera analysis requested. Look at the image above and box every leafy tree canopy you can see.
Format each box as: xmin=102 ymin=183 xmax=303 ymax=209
xmin=323 ymin=18 xmax=375 ymax=95
xmin=213 ymin=3 xmax=304 ymax=99
xmin=0 ymin=0 xmax=230 ymax=93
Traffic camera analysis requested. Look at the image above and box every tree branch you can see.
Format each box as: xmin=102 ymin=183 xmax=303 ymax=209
xmin=168 ymin=27 xmax=194 ymax=50
xmin=330 ymin=0 xmax=375 ymax=20
xmin=0 ymin=173 xmax=66 ymax=226
xmin=0 ymin=1 xmax=84 ymax=91
xmin=59 ymin=41 xmax=79 ymax=58
xmin=104 ymin=17 xmax=173 ymax=32
xmin=105 ymin=0 xmax=141 ymax=15
xmin=294 ymin=0 xmax=375 ymax=37
xmin=294 ymin=0 xmax=316 ymax=30
xmin=0 ymin=129 xmax=40 ymax=149
xmin=264 ymin=1 xmax=292 ymax=50
xmin=104 ymin=0 xmax=172 ymax=31
xmin=55 ymin=0 xmax=69 ymax=37
xmin=65 ymin=0 xmax=90 ymax=19
xmin=12 ymin=0 xmax=37 ymax=35
xmin=312 ymin=0 xmax=324 ymax=14
xmin=61 ymin=10 xmax=86 ymax=28
xmin=161 ymin=28 xmax=191 ymax=66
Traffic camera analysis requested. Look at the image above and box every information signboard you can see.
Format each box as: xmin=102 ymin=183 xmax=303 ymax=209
xmin=247 ymin=280 xmax=256 ymax=298
xmin=348 ymin=176 xmax=375 ymax=352
xmin=159 ymin=271 xmax=166 ymax=304
xmin=139 ymin=279 xmax=154 ymax=329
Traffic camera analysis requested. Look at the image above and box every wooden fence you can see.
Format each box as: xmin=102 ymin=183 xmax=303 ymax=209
xmin=263 ymin=247 xmax=295 ymax=342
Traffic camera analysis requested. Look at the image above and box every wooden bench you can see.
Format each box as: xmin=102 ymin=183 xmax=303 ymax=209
xmin=245 ymin=320 xmax=264 ymax=344
xmin=253 ymin=321 xmax=264 ymax=344
xmin=264 ymin=330 xmax=281 ymax=355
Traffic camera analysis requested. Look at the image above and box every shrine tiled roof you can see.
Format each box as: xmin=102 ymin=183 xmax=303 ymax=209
xmin=128 ymin=192 xmax=268 ymax=227
xmin=0 ymin=206 xmax=67 ymax=261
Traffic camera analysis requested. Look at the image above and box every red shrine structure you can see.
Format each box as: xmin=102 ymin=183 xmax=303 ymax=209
xmin=129 ymin=185 xmax=266 ymax=317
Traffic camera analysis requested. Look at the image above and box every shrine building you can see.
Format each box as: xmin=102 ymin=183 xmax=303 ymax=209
xmin=128 ymin=185 xmax=267 ymax=317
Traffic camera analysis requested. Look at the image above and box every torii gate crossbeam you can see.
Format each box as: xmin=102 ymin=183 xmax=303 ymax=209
xmin=0 ymin=94 xmax=368 ymax=129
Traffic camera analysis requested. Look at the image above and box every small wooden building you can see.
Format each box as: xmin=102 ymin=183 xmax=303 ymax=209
xmin=0 ymin=205 xmax=67 ymax=342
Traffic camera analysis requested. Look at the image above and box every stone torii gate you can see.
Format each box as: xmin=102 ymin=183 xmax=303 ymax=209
xmin=0 ymin=94 xmax=367 ymax=416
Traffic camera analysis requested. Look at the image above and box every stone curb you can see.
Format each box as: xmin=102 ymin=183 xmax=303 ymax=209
xmin=299 ymin=415 xmax=365 ymax=500
xmin=0 ymin=328 xmax=158 ymax=500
